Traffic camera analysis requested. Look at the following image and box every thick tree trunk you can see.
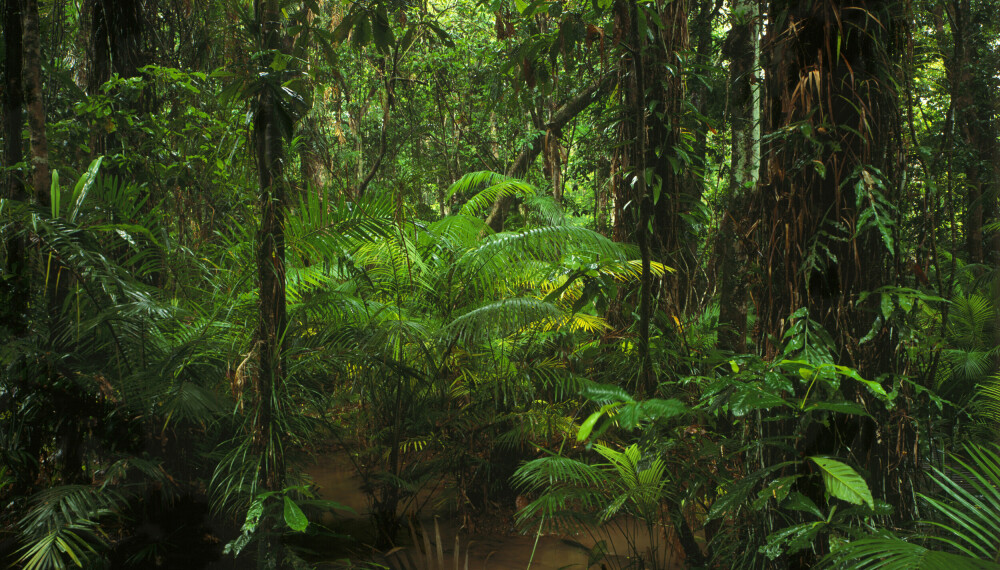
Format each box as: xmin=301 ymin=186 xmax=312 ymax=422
xmin=88 ymin=0 xmax=147 ymax=159
xmin=610 ymin=0 xmax=692 ymax=314
xmin=757 ymin=0 xmax=901 ymax=370
xmin=756 ymin=0 xmax=909 ymax=535
xmin=22 ymin=0 xmax=49 ymax=205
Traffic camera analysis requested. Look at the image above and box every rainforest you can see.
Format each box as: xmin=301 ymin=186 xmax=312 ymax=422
xmin=1 ymin=0 xmax=999 ymax=568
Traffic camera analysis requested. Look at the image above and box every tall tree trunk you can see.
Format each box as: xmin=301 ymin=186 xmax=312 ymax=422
xmin=22 ymin=0 xmax=49 ymax=205
xmin=2 ymin=0 xmax=28 ymax=336
xmin=758 ymin=0 xmax=901 ymax=370
xmin=88 ymin=0 xmax=147 ymax=157
xmin=687 ymin=0 xmax=723 ymax=198
xmin=649 ymin=0 xmax=692 ymax=313
xmin=716 ymin=0 xmax=761 ymax=354
xmin=253 ymin=0 xmax=289 ymax=564
xmin=942 ymin=0 xmax=998 ymax=267
xmin=756 ymin=0 xmax=909 ymax=531
xmin=611 ymin=0 xmax=693 ymax=314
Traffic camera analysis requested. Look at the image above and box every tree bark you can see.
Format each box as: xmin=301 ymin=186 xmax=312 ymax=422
xmin=756 ymin=0 xmax=909 ymax=533
xmin=610 ymin=0 xmax=692 ymax=314
xmin=252 ymin=4 xmax=289 ymax=565
xmin=22 ymin=0 xmax=50 ymax=205
xmin=716 ymin=0 xmax=760 ymax=354
xmin=2 ymin=0 xmax=28 ymax=336
xmin=942 ymin=0 xmax=998 ymax=267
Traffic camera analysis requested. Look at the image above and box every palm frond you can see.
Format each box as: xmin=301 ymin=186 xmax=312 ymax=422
xmin=826 ymin=443 xmax=1000 ymax=568
xmin=948 ymin=294 xmax=994 ymax=350
xmin=976 ymin=375 xmax=1000 ymax=424
xmin=441 ymin=297 xmax=562 ymax=346
xmin=286 ymin=189 xmax=397 ymax=265
xmin=920 ymin=444 xmax=1000 ymax=560
xmin=512 ymin=455 xmax=609 ymax=493
xmin=19 ymin=485 xmax=125 ymax=533
xmin=446 ymin=170 xmax=536 ymax=219
xmin=17 ymin=523 xmax=102 ymax=570
xmin=823 ymin=537 xmax=1000 ymax=569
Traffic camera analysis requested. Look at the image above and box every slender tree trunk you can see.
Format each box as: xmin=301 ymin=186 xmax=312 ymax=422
xmin=594 ymin=158 xmax=610 ymax=234
xmin=627 ymin=0 xmax=653 ymax=398
xmin=2 ymin=0 xmax=27 ymax=336
xmin=942 ymin=0 xmax=997 ymax=267
xmin=253 ymin=0 xmax=289 ymax=564
xmin=22 ymin=0 xmax=49 ymax=205
xmin=716 ymin=0 xmax=761 ymax=354
xmin=687 ymin=0 xmax=723 ymax=199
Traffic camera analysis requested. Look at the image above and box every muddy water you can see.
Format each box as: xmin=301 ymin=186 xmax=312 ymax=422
xmin=304 ymin=454 xmax=688 ymax=569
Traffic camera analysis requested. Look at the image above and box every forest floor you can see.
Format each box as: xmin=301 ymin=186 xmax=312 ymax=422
xmin=303 ymin=453 xmax=688 ymax=569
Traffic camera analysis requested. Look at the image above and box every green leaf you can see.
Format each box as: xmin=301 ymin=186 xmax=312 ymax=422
xmin=282 ymin=496 xmax=308 ymax=532
xmin=802 ymin=401 xmax=871 ymax=417
xmin=352 ymin=15 xmax=373 ymax=48
xmin=70 ymin=156 xmax=103 ymax=223
xmin=881 ymin=293 xmax=893 ymax=319
xmin=50 ymin=170 xmax=61 ymax=218
xmin=833 ymin=365 xmax=887 ymax=397
xmin=577 ymin=402 xmax=620 ymax=441
xmin=809 ymin=456 xmax=874 ymax=509
xmin=730 ymin=386 xmax=790 ymax=416
xmin=761 ymin=521 xmax=825 ymax=559
xmin=782 ymin=491 xmax=824 ymax=519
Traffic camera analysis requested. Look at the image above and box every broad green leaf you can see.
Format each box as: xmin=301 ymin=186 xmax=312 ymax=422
xmin=372 ymin=5 xmax=394 ymax=53
xmin=282 ymin=496 xmax=308 ymax=532
xmin=833 ymin=365 xmax=887 ymax=397
xmin=577 ymin=402 xmax=620 ymax=441
xmin=881 ymin=293 xmax=893 ymax=319
xmin=730 ymin=386 xmax=790 ymax=416
xmin=809 ymin=456 xmax=874 ymax=509
xmin=782 ymin=491 xmax=824 ymax=519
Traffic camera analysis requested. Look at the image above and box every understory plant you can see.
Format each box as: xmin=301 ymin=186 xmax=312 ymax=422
xmin=824 ymin=442 xmax=1000 ymax=569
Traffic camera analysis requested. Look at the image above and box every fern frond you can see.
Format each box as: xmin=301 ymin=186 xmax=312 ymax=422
xmin=20 ymin=485 xmax=124 ymax=533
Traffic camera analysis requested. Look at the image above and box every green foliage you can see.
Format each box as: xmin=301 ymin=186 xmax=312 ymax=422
xmin=809 ymin=457 xmax=874 ymax=510
xmin=825 ymin=443 xmax=1000 ymax=569
xmin=16 ymin=486 xmax=120 ymax=570
xmin=4 ymin=0 xmax=999 ymax=566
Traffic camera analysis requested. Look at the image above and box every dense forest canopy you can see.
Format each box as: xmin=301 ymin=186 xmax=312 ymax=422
xmin=1 ymin=0 xmax=1000 ymax=568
